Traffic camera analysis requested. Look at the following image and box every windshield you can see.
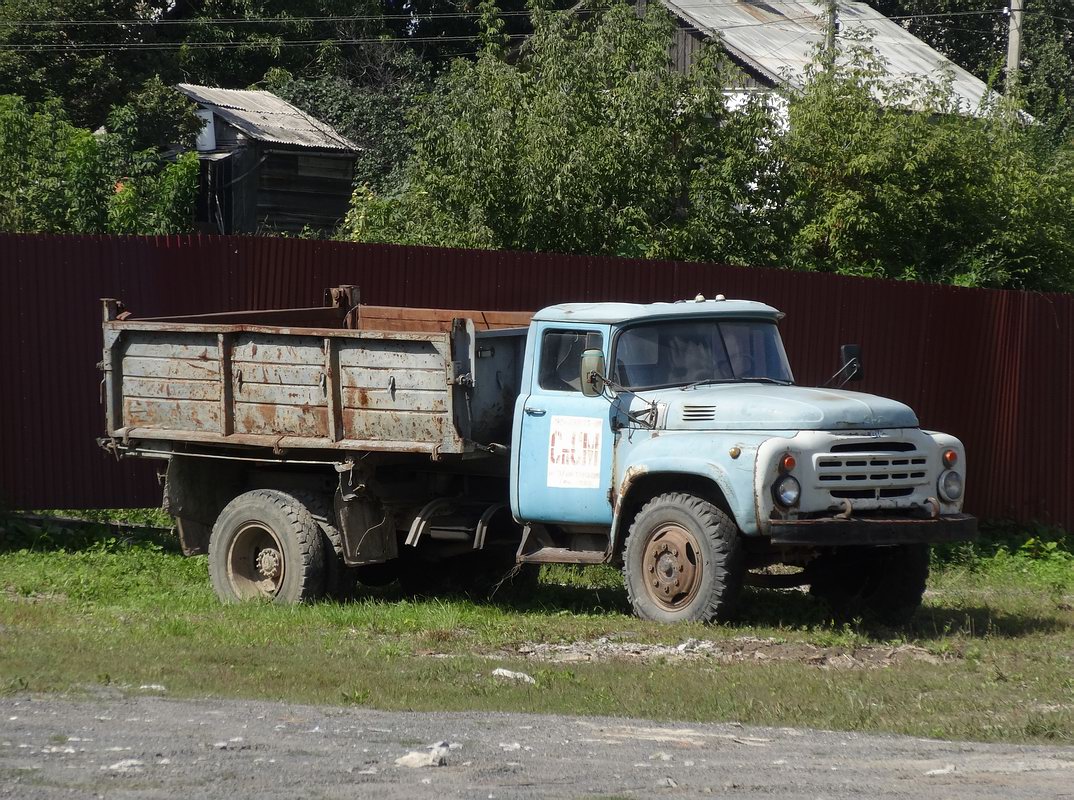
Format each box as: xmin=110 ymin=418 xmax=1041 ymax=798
xmin=613 ymin=318 xmax=794 ymax=390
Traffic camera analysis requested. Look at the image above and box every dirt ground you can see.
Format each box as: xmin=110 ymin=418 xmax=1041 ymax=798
xmin=492 ymin=636 xmax=948 ymax=669
xmin=2 ymin=695 xmax=1073 ymax=799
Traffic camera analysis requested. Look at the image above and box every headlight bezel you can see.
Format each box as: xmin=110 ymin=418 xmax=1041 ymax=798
xmin=938 ymin=469 xmax=963 ymax=502
xmin=773 ymin=475 xmax=801 ymax=507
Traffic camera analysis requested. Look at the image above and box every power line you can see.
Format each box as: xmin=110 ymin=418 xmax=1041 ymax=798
xmin=885 ymin=9 xmax=1006 ymax=22
xmin=0 ymin=4 xmax=1017 ymax=28
xmin=0 ymin=33 xmax=533 ymax=52
xmin=0 ymin=11 xmax=837 ymax=52
xmin=1 ymin=5 xmax=1046 ymax=54
xmin=0 ymin=2 xmax=816 ymax=27
xmin=0 ymin=11 xmax=523 ymax=27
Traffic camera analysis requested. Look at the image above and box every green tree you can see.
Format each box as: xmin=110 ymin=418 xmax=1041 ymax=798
xmin=0 ymin=95 xmax=109 ymax=232
xmin=0 ymin=0 xmax=396 ymax=129
xmin=0 ymin=93 xmax=199 ymax=235
xmin=771 ymin=45 xmax=1074 ymax=290
xmin=344 ymin=3 xmax=1074 ymax=291
xmin=342 ymin=2 xmax=774 ymax=259
xmin=263 ymin=44 xmax=431 ymax=190
xmin=0 ymin=0 xmax=175 ymax=128
xmin=168 ymin=0 xmax=385 ymax=90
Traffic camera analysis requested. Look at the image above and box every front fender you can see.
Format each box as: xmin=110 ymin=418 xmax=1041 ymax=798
xmin=611 ymin=432 xmax=768 ymax=550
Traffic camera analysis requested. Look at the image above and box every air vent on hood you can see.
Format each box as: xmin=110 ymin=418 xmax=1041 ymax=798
xmin=682 ymin=405 xmax=716 ymax=421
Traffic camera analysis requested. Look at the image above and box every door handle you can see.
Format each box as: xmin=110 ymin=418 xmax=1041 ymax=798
xmin=524 ymin=407 xmax=546 ymax=416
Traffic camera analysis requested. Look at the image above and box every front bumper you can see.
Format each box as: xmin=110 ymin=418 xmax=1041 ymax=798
xmin=768 ymin=513 xmax=977 ymax=547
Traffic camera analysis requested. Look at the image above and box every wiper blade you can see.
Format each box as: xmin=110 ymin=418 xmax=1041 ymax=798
xmin=680 ymin=379 xmax=737 ymax=391
xmin=681 ymin=377 xmax=792 ymax=390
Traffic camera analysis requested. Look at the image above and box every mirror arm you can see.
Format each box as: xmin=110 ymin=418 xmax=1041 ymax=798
xmin=589 ymin=373 xmax=658 ymax=429
xmin=836 ymin=361 xmax=860 ymax=389
xmin=822 ymin=358 xmax=858 ymax=388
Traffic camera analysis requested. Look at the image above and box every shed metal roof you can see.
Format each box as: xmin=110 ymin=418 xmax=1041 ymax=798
xmin=176 ymin=84 xmax=358 ymax=152
xmin=534 ymin=298 xmax=782 ymax=324
xmin=662 ymin=0 xmax=995 ymax=114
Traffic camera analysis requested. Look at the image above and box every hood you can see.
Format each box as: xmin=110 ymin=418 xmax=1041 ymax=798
xmin=650 ymin=384 xmax=919 ymax=431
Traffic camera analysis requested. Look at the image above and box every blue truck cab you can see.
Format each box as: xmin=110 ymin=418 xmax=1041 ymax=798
xmin=509 ymin=295 xmax=976 ymax=623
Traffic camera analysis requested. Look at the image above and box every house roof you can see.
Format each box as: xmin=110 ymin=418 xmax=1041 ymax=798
xmin=175 ymin=84 xmax=358 ymax=152
xmin=662 ymin=0 xmax=994 ymax=114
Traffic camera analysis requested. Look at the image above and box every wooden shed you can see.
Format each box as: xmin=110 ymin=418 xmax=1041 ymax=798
xmin=176 ymin=84 xmax=359 ymax=235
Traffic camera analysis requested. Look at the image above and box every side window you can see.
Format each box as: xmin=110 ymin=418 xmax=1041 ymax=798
xmin=538 ymin=330 xmax=603 ymax=392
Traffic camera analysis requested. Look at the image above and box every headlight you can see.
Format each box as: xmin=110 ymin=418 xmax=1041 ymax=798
xmin=938 ymin=470 xmax=963 ymax=501
xmin=774 ymin=475 xmax=801 ymax=507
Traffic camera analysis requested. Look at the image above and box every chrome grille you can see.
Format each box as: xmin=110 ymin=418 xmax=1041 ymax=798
xmin=815 ymin=443 xmax=929 ymax=499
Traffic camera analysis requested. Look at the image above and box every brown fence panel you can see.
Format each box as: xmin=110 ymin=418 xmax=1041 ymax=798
xmin=0 ymin=233 xmax=1069 ymax=528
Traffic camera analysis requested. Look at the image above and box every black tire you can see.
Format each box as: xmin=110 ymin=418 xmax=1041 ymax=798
xmin=622 ymin=492 xmax=744 ymax=623
xmin=809 ymin=544 xmax=930 ymax=625
xmin=290 ymin=490 xmax=359 ymax=602
xmin=208 ymin=489 xmax=326 ymax=604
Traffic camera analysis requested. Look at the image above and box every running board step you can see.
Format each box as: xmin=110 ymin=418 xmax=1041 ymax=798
xmin=515 ymin=523 xmax=608 ymax=565
xmin=517 ymin=547 xmax=607 ymax=565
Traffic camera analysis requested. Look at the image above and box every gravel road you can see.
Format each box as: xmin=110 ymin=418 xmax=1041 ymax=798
xmin=2 ymin=694 xmax=1073 ymax=799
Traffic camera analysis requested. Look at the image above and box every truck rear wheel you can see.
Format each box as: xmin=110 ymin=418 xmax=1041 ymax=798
xmin=808 ymin=544 xmax=930 ymax=625
xmin=208 ymin=489 xmax=326 ymax=604
xmin=623 ymin=492 xmax=744 ymax=623
xmin=289 ymin=490 xmax=359 ymax=602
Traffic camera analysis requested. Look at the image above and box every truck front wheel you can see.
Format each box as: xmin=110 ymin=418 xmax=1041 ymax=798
xmin=208 ymin=489 xmax=326 ymax=604
xmin=623 ymin=492 xmax=744 ymax=623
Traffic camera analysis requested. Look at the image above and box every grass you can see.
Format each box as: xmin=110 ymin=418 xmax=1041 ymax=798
xmin=1 ymin=512 xmax=1072 ymax=744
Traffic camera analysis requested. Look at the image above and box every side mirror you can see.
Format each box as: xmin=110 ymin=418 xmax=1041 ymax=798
xmin=839 ymin=344 xmax=864 ymax=382
xmin=580 ymin=348 xmax=606 ymax=397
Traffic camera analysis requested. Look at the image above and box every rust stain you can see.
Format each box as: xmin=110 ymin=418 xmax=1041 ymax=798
xmin=616 ymin=465 xmax=649 ymax=516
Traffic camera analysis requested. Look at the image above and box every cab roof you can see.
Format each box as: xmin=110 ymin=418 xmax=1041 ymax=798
xmin=532 ymin=297 xmax=783 ymax=325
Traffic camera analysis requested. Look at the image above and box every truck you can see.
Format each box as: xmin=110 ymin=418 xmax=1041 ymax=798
xmin=99 ymin=285 xmax=977 ymax=624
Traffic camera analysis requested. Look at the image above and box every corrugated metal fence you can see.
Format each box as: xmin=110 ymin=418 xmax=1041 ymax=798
xmin=1 ymin=233 xmax=1070 ymax=528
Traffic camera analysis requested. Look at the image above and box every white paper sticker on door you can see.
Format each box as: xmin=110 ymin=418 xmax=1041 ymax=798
xmin=547 ymin=415 xmax=602 ymax=489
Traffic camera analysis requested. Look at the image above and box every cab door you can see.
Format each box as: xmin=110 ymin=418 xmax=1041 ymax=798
xmin=513 ymin=324 xmax=614 ymax=525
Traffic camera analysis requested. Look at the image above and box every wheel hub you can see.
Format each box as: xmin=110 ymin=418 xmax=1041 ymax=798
xmin=642 ymin=524 xmax=701 ymax=610
xmin=227 ymin=523 xmax=286 ymax=599
xmin=255 ymin=548 xmax=281 ymax=580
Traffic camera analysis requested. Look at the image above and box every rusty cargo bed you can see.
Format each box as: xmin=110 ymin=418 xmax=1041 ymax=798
xmin=100 ymin=287 xmax=532 ymax=458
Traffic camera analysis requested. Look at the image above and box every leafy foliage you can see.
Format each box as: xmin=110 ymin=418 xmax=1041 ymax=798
xmin=264 ymin=45 xmax=431 ymax=190
xmin=344 ymin=4 xmax=1074 ymax=291
xmin=169 ymin=0 xmax=385 ymax=90
xmin=1 ymin=0 xmax=1073 ymax=290
xmin=342 ymin=3 xmax=772 ymax=258
xmin=0 ymin=0 xmax=572 ymax=132
xmin=0 ymin=0 xmax=171 ymax=128
xmin=0 ymin=90 xmax=200 ymax=234
xmin=772 ymin=47 xmax=1074 ymax=289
